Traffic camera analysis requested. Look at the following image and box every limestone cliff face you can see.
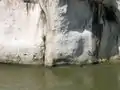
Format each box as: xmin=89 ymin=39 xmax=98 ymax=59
xmin=0 ymin=0 xmax=120 ymax=66
xmin=0 ymin=0 xmax=44 ymax=64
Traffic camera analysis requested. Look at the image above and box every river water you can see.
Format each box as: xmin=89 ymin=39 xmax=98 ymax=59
xmin=0 ymin=64 xmax=120 ymax=90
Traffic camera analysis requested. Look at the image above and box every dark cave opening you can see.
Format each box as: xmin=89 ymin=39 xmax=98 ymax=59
xmin=89 ymin=0 xmax=118 ymax=60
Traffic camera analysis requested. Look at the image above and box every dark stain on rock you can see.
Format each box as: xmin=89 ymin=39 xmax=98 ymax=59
xmin=88 ymin=0 xmax=119 ymax=60
xmin=24 ymin=53 xmax=27 ymax=56
xmin=32 ymin=53 xmax=39 ymax=61
xmin=23 ymin=0 xmax=39 ymax=15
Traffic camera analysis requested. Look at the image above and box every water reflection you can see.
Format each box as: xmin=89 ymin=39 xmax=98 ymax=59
xmin=0 ymin=64 xmax=119 ymax=90
xmin=50 ymin=67 xmax=93 ymax=90
xmin=91 ymin=65 xmax=119 ymax=90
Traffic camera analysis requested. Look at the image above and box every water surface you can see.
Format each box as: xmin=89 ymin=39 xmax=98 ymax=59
xmin=0 ymin=64 xmax=119 ymax=90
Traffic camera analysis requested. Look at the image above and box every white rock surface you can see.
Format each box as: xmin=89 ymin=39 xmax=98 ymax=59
xmin=0 ymin=0 xmax=44 ymax=64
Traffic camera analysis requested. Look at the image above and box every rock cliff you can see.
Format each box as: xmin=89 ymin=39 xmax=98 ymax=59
xmin=0 ymin=0 xmax=120 ymax=66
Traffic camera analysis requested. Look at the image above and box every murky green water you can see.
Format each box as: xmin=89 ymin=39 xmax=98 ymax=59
xmin=0 ymin=64 xmax=120 ymax=90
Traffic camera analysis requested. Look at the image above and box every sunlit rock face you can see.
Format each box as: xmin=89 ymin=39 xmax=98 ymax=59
xmin=0 ymin=0 xmax=120 ymax=66
xmin=0 ymin=0 xmax=44 ymax=64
